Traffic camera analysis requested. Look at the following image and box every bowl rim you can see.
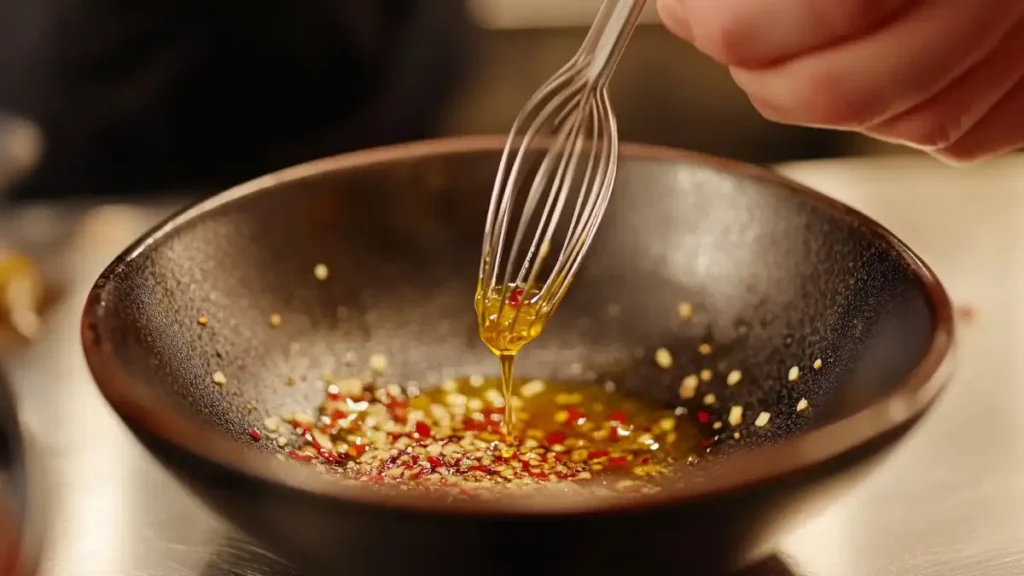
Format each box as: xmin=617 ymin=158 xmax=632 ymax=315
xmin=81 ymin=135 xmax=955 ymax=516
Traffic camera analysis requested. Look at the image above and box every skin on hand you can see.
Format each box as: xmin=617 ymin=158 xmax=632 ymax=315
xmin=657 ymin=0 xmax=1024 ymax=163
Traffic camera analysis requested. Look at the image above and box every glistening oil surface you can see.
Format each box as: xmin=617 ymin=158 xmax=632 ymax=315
xmin=274 ymin=376 xmax=699 ymax=496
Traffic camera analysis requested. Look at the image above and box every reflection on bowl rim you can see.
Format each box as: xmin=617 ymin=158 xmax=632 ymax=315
xmin=81 ymin=135 xmax=955 ymax=516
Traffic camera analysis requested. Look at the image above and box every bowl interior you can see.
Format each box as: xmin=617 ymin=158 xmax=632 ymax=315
xmin=90 ymin=143 xmax=942 ymax=500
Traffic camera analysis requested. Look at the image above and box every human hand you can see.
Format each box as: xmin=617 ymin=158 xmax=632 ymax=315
xmin=657 ymin=0 xmax=1024 ymax=162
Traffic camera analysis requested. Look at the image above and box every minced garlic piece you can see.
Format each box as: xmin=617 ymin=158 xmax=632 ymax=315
xmin=678 ymin=374 xmax=699 ymax=399
xmin=796 ymin=398 xmax=809 ymax=412
xmin=728 ymin=405 xmax=743 ymax=427
xmin=313 ymin=263 xmax=329 ymax=281
xmin=654 ymin=347 xmax=673 ymax=369
xmin=754 ymin=411 xmax=771 ymax=427
xmin=726 ymin=369 xmax=742 ymax=386
xmin=212 ymin=371 xmax=227 ymax=386
xmin=519 ymin=380 xmax=546 ymax=398
xmin=813 ymin=358 xmax=823 ymax=370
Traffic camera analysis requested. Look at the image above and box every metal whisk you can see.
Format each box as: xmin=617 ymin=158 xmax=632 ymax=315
xmin=477 ymin=0 xmax=647 ymax=334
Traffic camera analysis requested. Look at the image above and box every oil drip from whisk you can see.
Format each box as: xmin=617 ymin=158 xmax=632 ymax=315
xmin=475 ymin=284 xmax=552 ymax=433
xmin=498 ymin=353 xmax=515 ymax=433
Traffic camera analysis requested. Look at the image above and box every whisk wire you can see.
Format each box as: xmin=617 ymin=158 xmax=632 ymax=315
xmin=478 ymin=0 xmax=645 ymax=338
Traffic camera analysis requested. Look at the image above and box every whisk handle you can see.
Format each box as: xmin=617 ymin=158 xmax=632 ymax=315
xmin=582 ymin=0 xmax=647 ymax=85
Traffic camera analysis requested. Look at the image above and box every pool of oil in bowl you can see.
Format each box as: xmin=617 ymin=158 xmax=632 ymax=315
xmin=271 ymin=376 xmax=702 ymax=497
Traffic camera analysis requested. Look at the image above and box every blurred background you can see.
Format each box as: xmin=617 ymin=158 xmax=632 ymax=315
xmin=0 ymin=0 xmax=908 ymax=346
xmin=0 ymin=0 xmax=905 ymax=204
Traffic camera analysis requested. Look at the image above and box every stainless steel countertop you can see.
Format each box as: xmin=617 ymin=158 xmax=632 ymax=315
xmin=1 ymin=153 xmax=1021 ymax=575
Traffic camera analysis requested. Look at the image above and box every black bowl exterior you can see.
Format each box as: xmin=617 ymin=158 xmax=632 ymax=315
xmin=83 ymin=136 xmax=953 ymax=573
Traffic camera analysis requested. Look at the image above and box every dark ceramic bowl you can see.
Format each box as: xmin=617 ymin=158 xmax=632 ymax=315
xmin=83 ymin=136 xmax=953 ymax=575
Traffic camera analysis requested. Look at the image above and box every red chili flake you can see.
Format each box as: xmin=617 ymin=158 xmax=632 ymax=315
xmin=387 ymin=400 xmax=408 ymax=422
xmin=565 ymin=406 xmax=586 ymax=425
xmin=507 ymin=288 xmax=525 ymax=308
xmin=608 ymin=411 xmax=627 ymax=425
xmin=697 ymin=410 xmax=711 ymax=424
xmin=700 ymin=437 xmax=716 ymax=449
xmin=640 ymin=456 xmax=651 ymax=464
xmin=464 ymin=418 xmax=486 ymax=431
xmin=608 ymin=427 xmax=620 ymax=440
xmin=530 ymin=471 xmax=549 ymax=480
xmin=427 ymin=456 xmax=444 ymax=468
xmin=348 ymin=444 xmax=367 ymax=458
xmin=587 ymin=450 xmax=609 ymax=459
xmin=248 ymin=429 xmax=263 ymax=441
xmin=414 ymin=421 xmax=432 ymax=438
xmin=545 ymin=431 xmax=567 ymax=445
xmin=329 ymin=409 xmax=347 ymax=421
xmin=606 ymin=456 xmax=628 ymax=468
xmin=467 ymin=465 xmax=491 ymax=474
xmin=289 ymin=450 xmax=314 ymax=462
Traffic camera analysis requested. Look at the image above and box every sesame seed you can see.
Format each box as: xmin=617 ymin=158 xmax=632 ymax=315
xmin=754 ymin=411 xmax=771 ymax=427
xmin=788 ymin=365 xmax=800 ymax=382
xmin=677 ymin=302 xmax=694 ymax=320
xmin=368 ymin=353 xmax=388 ymax=373
xmin=712 ymin=421 xmax=723 ymax=430
xmin=678 ymin=374 xmax=700 ymax=399
xmin=313 ymin=263 xmax=330 ymax=281
xmin=212 ymin=371 xmax=227 ymax=386
xmin=269 ymin=313 xmax=282 ymax=327
xmin=726 ymin=369 xmax=742 ymax=386
xmin=796 ymin=398 xmax=809 ymax=412
xmin=702 ymin=393 xmax=716 ymax=405
xmin=813 ymin=358 xmax=823 ymax=370
xmin=654 ymin=347 xmax=673 ymax=369
xmin=197 ymin=315 xmax=209 ymax=326
xmin=698 ymin=343 xmax=712 ymax=356
xmin=699 ymin=369 xmax=713 ymax=382
xmin=728 ymin=405 xmax=743 ymax=427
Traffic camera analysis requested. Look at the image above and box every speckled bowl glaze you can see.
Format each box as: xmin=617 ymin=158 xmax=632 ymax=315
xmin=83 ymin=136 xmax=953 ymax=575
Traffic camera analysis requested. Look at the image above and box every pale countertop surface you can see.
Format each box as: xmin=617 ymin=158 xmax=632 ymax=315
xmin=0 ymin=152 xmax=1021 ymax=575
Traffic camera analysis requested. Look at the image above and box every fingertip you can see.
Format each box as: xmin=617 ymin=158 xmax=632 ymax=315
xmin=656 ymin=0 xmax=693 ymax=42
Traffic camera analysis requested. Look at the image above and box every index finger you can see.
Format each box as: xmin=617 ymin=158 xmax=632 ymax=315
xmin=658 ymin=0 xmax=912 ymax=68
